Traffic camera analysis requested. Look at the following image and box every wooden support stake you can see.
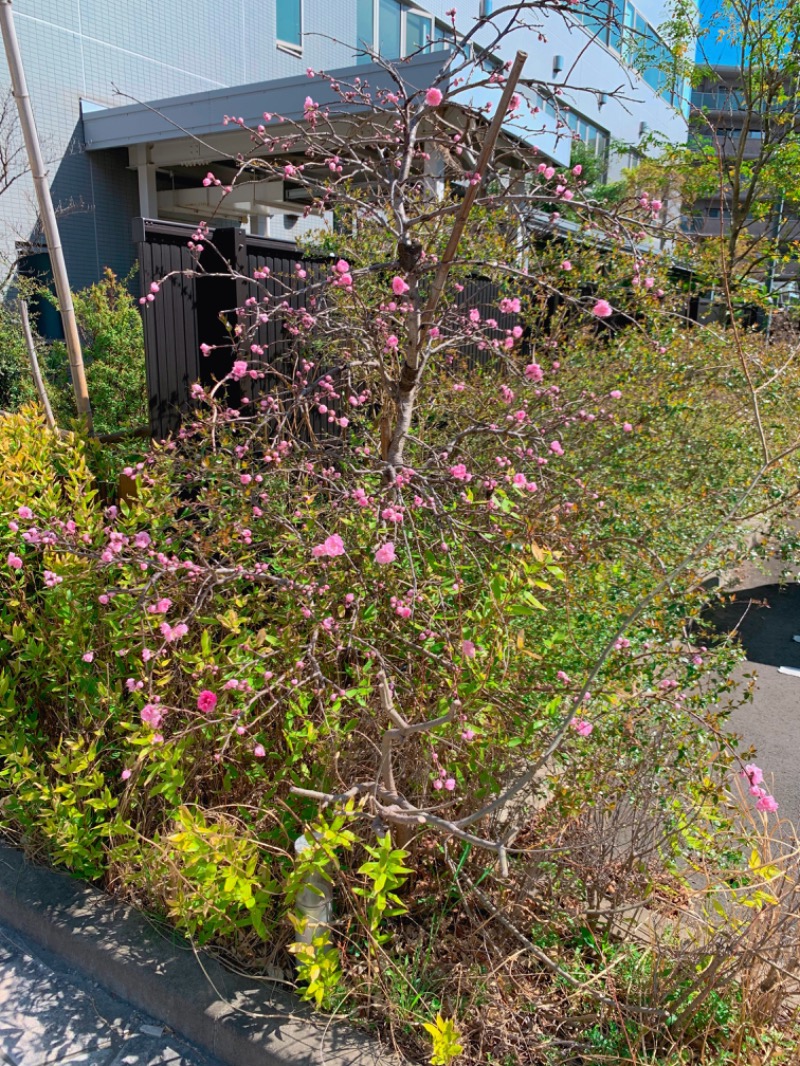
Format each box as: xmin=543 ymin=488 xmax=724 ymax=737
xmin=18 ymin=298 xmax=56 ymax=430
xmin=0 ymin=0 xmax=93 ymax=431
xmin=420 ymin=50 xmax=528 ymax=336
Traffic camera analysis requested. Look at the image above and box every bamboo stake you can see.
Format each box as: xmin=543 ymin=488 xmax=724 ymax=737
xmin=420 ymin=49 xmax=528 ymax=336
xmin=18 ymin=298 xmax=55 ymax=430
xmin=0 ymin=0 xmax=92 ymax=431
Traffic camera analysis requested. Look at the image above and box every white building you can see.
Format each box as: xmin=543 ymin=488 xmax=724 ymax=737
xmin=0 ymin=0 xmax=691 ymax=295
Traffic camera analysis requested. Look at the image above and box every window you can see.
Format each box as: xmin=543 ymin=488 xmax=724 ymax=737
xmin=379 ymin=0 xmax=402 ymax=58
xmin=357 ymin=1 xmax=444 ymax=62
xmin=277 ymin=0 xmax=302 ymax=50
xmin=574 ymin=0 xmax=682 ymax=107
xmin=406 ymin=10 xmax=433 ymax=54
xmin=566 ymin=108 xmax=610 ymax=180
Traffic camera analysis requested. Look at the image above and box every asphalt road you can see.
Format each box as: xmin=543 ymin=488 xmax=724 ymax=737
xmin=709 ymin=557 xmax=800 ymax=830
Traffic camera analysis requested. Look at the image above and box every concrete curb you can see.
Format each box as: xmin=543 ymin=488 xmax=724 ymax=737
xmin=0 ymin=843 xmax=403 ymax=1066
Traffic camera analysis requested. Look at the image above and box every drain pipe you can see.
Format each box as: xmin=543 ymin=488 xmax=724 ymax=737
xmin=293 ymin=833 xmax=333 ymax=945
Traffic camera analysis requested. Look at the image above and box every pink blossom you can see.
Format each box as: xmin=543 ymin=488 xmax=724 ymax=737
xmin=742 ymin=763 xmax=764 ymax=786
xmin=462 ymin=639 xmax=476 ymax=658
xmin=623 ymin=422 xmax=633 ymax=433
xmin=449 ymin=463 xmax=472 ymax=481
xmin=610 ymin=389 xmax=622 ymax=399
xmin=524 ymin=363 xmax=543 ymax=382
xmin=374 ymin=542 xmax=397 ymax=564
xmin=561 ymin=260 xmax=572 ymax=271
xmin=141 ymin=704 xmax=164 ymax=729
xmin=6 ymin=552 xmax=22 ymax=570
xmin=385 ymin=334 xmax=399 ymax=349
xmin=392 ymin=276 xmax=409 ymax=296
xmin=134 ymin=532 xmax=151 ymax=549
xmin=756 ymin=793 xmax=779 ymax=813
xmin=231 ymin=360 xmax=249 ymax=380
xmin=253 ymin=743 xmax=266 ymax=758
xmin=461 ymin=729 xmax=476 ymax=742
xmin=43 ymin=570 xmax=62 ymax=587
xmin=149 ymin=598 xmax=172 ymax=615
xmin=160 ymin=621 xmax=188 ymax=643
xmin=425 ymin=86 xmax=443 ymax=107
xmin=571 ymin=718 xmax=593 ymax=737
xmin=17 ymin=506 xmax=32 ymax=520
xmin=98 ymin=594 xmax=109 ymax=605
xmin=592 ymin=299 xmax=613 ymax=318
xmin=82 ymin=651 xmax=94 ymax=663
xmin=444 ymin=777 xmax=456 ymax=791
xmin=572 ymin=164 xmax=582 ymax=176
xmin=197 ymin=690 xmax=218 ymax=714
xmin=121 ymin=769 xmax=132 ymax=781
xmin=549 ymin=440 xmax=564 ymax=456
xmin=499 ymin=297 xmax=521 ymax=314
xmin=312 ymin=533 xmax=345 ymax=558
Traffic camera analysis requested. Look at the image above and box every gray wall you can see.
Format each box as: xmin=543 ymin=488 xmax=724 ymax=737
xmin=3 ymin=0 xmax=359 ymax=290
xmin=2 ymin=0 xmax=689 ymax=293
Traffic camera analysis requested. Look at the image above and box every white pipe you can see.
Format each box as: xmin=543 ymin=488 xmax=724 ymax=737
xmin=293 ymin=834 xmax=333 ymax=945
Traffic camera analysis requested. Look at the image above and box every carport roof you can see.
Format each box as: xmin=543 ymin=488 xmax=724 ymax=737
xmin=82 ymin=53 xmax=453 ymax=152
xmin=81 ymin=51 xmax=565 ymax=167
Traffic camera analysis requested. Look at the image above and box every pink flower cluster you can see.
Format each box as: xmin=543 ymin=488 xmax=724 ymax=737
xmin=571 ymin=718 xmax=593 ymax=737
xmin=741 ymin=764 xmax=779 ymax=814
xmin=312 ymin=534 xmax=345 ymax=558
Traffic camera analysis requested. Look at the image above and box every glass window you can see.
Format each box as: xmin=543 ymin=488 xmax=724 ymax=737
xmin=406 ymin=11 xmax=432 ymax=53
xmin=379 ymin=0 xmax=402 ymax=58
xmin=431 ymin=20 xmax=452 ymax=50
xmin=357 ymin=0 xmax=374 ymax=56
xmin=577 ymin=0 xmax=610 ymax=43
xmin=608 ymin=0 xmax=624 ymax=51
xmin=277 ymin=0 xmax=302 ymax=48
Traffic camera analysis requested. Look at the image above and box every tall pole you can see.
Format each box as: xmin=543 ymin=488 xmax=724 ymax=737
xmin=0 ymin=0 xmax=92 ymax=430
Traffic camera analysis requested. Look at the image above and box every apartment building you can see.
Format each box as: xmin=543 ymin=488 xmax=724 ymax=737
xmin=685 ymin=65 xmax=800 ymax=308
xmin=0 ymin=0 xmax=691 ymax=296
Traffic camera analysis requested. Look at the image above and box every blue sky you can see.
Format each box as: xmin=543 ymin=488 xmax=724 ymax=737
xmin=695 ymin=0 xmax=741 ymax=65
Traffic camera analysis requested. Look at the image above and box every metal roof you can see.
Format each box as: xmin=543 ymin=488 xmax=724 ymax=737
xmin=81 ymin=51 xmax=567 ymax=167
xmin=82 ymin=53 xmax=453 ymax=152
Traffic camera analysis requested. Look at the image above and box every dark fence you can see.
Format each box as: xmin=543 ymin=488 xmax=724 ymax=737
xmin=135 ymin=217 xmax=707 ymax=442
xmin=135 ymin=218 xmax=309 ymax=439
xmin=135 ymin=217 xmax=518 ymax=440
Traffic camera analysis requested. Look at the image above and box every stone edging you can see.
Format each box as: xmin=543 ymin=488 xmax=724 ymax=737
xmin=0 ymin=843 xmax=402 ymax=1066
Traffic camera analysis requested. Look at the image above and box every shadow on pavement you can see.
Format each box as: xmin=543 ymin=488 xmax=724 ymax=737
xmin=706 ymin=582 xmax=800 ymax=669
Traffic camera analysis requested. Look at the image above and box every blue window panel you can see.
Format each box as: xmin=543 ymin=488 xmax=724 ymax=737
xmin=379 ymin=0 xmax=402 ymax=58
xmin=406 ymin=11 xmax=432 ymax=54
xmin=357 ymin=0 xmax=374 ymax=61
xmin=277 ymin=0 xmax=302 ymax=47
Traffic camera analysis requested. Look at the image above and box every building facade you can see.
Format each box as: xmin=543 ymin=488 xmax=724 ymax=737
xmin=685 ymin=65 xmax=800 ymax=311
xmin=0 ymin=0 xmax=691 ymax=297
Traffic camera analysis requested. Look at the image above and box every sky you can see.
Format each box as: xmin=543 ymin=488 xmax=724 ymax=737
xmin=695 ymin=0 xmax=741 ymax=65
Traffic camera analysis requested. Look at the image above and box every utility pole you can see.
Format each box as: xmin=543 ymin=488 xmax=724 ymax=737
xmin=0 ymin=0 xmax=92 ymax=430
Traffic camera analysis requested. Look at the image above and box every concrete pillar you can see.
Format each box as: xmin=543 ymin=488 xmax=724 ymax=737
xmin=131 ymin=145 xmax=158 ymax=219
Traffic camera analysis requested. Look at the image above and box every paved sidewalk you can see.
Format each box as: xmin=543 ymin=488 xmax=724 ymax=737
xmin=0 ymin=919 xmax=221 ymax=1066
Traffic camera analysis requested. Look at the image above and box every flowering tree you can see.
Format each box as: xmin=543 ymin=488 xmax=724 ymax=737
xmin=4 ymin=4 xmax=800 ymax=1061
